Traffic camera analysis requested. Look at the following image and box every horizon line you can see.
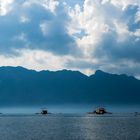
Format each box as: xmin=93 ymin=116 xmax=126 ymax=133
xmin=0 ymin=65 xmax=138 ymax=80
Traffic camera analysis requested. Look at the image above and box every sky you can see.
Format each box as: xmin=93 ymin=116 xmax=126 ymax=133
xmin=0 ymin=0 xmax=140 ymax=78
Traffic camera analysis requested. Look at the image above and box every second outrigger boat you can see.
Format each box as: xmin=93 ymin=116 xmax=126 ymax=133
xmin=88 ymin=107 xmax=112 ymax=115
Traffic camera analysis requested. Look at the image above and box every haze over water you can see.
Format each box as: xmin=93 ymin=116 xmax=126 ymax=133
xmin=0 ymin=104 xmax=140 ymax=114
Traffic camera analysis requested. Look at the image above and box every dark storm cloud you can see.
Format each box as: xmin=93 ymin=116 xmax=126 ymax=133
xmin=0 ymin=1 xmax=78 ymax=55
xmin=94 ymin=31 xmax=140 ymax=62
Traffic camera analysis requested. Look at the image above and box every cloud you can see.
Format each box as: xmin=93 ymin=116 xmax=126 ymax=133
xmin=92 ymin=4 xmax=140 ymax=64
xmin=0 ymin=49 xmax=72 ymax=71
xmin=41 ymin=0 xmax=59 ymax=13
xmin=0 ymin=0 xmax=140 ymax=78
xmin=0 ymin=0 xmax=14 ymax=16
xmin=67 ymin=0 xmax=140 ymax=77
xmin=20 ymin=16 xmax=30 ymax=23
xmin=21 ymin=0 xmax=59 ymax=14
xmin=110 ymin=0 xmax=140 ymax=9
xmin=0 ymin=0 xmax=78 ymax=55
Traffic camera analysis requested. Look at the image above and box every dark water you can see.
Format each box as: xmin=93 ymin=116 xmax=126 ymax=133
xmin=0 ymin=114 xmax=140 ymax=140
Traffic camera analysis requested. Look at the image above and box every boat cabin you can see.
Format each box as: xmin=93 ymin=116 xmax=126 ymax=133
xmin=94 ymin=107 xmax=107 ymax=114
xmin=41 ymin=109 xmax=48 ymax=115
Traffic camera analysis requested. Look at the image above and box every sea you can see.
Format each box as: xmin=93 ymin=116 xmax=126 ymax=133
xmin=0 ymin=106 xmax=140 ymax=140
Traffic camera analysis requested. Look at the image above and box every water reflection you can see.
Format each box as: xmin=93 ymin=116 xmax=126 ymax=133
xmin=0 ymin=114 xmax=140 ymax=140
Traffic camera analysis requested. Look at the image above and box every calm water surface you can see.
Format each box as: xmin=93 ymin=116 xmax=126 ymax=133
xmin=0 ymin=114 xmax=140 ymax=140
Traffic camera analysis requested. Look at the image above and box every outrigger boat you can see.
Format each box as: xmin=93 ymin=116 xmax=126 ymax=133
xmin=88 ymin=107 xmax=112 ymax=115
xmin=41 ymin=109 xmax=48 ymax=115
xmin=35 ymin=109 xmax=48 ymax=115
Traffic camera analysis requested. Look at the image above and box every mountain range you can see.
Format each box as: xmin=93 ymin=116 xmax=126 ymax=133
xmin=0 ymin=66 xmax=139 ymax=106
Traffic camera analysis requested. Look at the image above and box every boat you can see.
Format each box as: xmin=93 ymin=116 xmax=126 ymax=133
xmin=94 ymin=107 xmax=107 ymax=114
xmin=88 ymin=107 xmax=112 ymax=115
xmin=41 ymin=109 xmax=48 ymax=115
xmin=35 ymin=109 xmax=48 ymax=115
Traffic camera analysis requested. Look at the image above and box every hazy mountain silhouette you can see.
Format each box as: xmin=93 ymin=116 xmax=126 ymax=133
xmin=0 ymin=66 xmax=140 ymax=106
